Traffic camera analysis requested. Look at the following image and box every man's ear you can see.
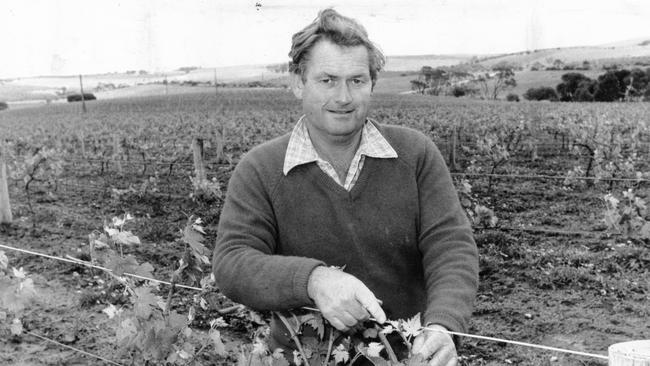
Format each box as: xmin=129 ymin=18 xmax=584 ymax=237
xmin=290 ymin=73 xmax=304 ymax=99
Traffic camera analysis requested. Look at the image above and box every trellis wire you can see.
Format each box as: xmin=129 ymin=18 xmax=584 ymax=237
xmin=0 ymin=243 xmax=203 ymax=291
xmin=0 ymin=243 xmax=623 ymax=363
xmin=25 ymin=330 xmax=125 ymax=366
xmin=423 ymin=327 xmax=609 ymax=361
xmin=451 ymin=172 xmax=650 ymax=183
xmin=299 ymin=306 xmax=610 ymax=361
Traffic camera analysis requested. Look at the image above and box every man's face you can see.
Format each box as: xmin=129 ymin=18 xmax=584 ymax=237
xmin=292 ymin=39 xmax=373 ymax=142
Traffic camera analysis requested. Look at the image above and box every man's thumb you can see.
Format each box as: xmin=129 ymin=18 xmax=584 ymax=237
xmin=411 ymin=334 xmax=425 ymax=355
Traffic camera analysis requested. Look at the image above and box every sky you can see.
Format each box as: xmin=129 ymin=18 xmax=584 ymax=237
xmin=1 ymin=0 xmax=650 ymax=79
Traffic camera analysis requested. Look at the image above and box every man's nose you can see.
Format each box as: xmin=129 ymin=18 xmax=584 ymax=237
xmin=334 ymin=82 xmax=352 ymax=104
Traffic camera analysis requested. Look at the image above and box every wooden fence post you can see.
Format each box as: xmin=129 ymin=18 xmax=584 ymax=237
xmin=77 ymin=131 xmax=86 ymax=158
xmin=113 ymin=134 xmax=123 ymax=176
xmin=192 ymin=138 xmax=207 ymax=185
xmin=0 ymin=142 xmax=12 ymax=224
xmin=214 ymin=129 xmax=224 ymax=164
xmin=448 ymin=125 xmax=458 ymax=172
xmin=79 ymin=74 xmax=87 ymax=113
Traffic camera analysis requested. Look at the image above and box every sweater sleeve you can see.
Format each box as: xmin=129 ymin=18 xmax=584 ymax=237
xmin=416 ymin=135 xmax=479 ymax=333
xmin=212 ymin=154 xmax=325 ymax=310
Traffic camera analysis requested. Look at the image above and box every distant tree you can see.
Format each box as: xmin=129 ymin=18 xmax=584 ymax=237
xmin=594 ymin=71 xmax=622 ymax=101
xmin=529 ymin=61 xmax=544 ymax=71
xmin=556 ymin=73 xmax=592 ymax=101
xmin=67 ymin=93 xmax=97 ymax=102
xmin=0 ymin=101 xmax=8 ymax=111
xmin=621 ymin=68 xmax=649 ymax=100
xmin=420 ymin=66 xmax=449 ymax=95
xmin=475 ymin=62 xmax=517 ymax=100
xmin=506 ymin=93 xmax=520 ymax=102
xmin=138 ymin=70 xmax=148 ymax=75
xmin=410 ymin=79 xmax=427 ymax=94
xmin=178 ymin=66 xmax=199 ymax=73
xmin=524 ymin=87 xmax=558 ymax=101
xmin=574 ymin=80 xmax=597 ymax=102
xmin=581 ymin=60 xmax=591 ymax=70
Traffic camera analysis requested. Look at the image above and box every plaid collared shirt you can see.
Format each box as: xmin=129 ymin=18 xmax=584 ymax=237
xmin=283 ymin=116 xmax=398 ymax=191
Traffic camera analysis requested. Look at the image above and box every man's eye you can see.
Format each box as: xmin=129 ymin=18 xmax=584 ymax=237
xmin=351 ymin=78 xmax=366 ymax=85
xmin=320 ymin=78 xmax=333 ymax=84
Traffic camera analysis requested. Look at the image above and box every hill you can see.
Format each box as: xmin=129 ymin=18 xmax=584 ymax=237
xmin=1 ymin=37 xmax=648 ymax=104
xmin=473 ymin=38 xmax=650 ymax=70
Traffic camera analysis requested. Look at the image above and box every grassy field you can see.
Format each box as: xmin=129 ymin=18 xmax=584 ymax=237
xmin=1 ymin=89 xmax=649 ymax=365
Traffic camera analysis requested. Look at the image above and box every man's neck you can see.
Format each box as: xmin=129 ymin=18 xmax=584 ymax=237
xmin=305 ymin=124 xmax=363 ymax=183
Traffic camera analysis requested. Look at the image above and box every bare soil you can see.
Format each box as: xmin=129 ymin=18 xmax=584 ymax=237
xmin=1 ymin=145 xmax=649 ymax=366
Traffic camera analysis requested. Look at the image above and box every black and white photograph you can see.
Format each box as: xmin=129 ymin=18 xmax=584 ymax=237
xmin=1 ymin=1 xmax=649 ymax=365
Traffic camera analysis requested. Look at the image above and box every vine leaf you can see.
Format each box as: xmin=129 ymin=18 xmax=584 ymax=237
xmin=133 ymin=287 xmax=159 ymax=319
xmin=12 ymin=267 xmax=26 ymax=279
xmin=271 ymin=348 xmax=289 ymax=366
xmin=301 ymin=313 xmax=325 ymax=339
xmin=105 ymin=254 xmax=139 ymax=276
xmin=367 ymin=342 xmax=385 ymax=358
xmin=168 ymin=311 xmax=187 ymax=330
xmin=0 ymin=251 xmax=8 ymax=270
xmin=333 ymin=344 xmax=350 ymax=364
xmin=292 ymin=350 xmax=302 ymax=366
xmin=116 ymin=318 xmax=138 ymax=345
xmin=363 ymin=327 xmax=379 ymax=338
xmin=134 ymin=262 xmax=154 ymax=278
xmin=141 ymin=322 xmax=177 ymax=361
xmin=640 ymin=222 xmax=650 ymax=239
xmin=271 ymin=355 xmax=290 ymax=366
xmin=182 ymin=226 xmax=210 ymax=265
xmin=10 ymin=317 xmax=23 ymax=335
xmin=209 ymin=328 xmax=227 ymax=356
xmin=401 ymin=313 xmax=422 ymax=338
xmin=102 ymin=304 xmax=122 ymax=319
xmin=113 ymin=230 xmax=141 ymax=245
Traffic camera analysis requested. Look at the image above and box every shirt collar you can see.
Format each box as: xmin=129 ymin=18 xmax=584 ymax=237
xmin=283 ymin=116 xmax=398 ymax=176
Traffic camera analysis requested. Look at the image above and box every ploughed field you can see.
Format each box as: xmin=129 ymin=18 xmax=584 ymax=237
xmin=1 ymin=89 xmax=649 ymax=365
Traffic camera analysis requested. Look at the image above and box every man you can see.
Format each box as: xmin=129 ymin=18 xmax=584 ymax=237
xmin=212 ymin=8 xmax=478 ymax=365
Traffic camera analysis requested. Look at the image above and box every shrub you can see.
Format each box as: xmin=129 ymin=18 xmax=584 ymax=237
xmin=451 ymin=86 xmax=466 ymax=97
xmin=0 ymin=101 xmax=8 ymax=111
xmin=594 ymin=72 xmax=621 ymax=101
xmin=449 ymin=84 xmax=477 ymax=97
xmin=66 ymin=93 xmax=97 ymax=102
xmin=523 ymin=87 xmax=558 ymax=101
xmin=506 ymin=93 xmax=520 ymax=102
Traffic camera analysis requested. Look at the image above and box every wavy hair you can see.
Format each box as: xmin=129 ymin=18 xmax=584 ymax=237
xmin=288 ymin=8 xmax=386 ymax=86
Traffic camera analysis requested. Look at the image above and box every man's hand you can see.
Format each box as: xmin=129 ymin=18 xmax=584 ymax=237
xmin=412 ymin=324 xmax=457 ymax=366
xmin=307 ymin=266 xmax=386 ymax=331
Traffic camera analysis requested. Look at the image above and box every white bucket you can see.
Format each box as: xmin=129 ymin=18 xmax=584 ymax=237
xmin=609 ymin=340 xmax=650 ymax=365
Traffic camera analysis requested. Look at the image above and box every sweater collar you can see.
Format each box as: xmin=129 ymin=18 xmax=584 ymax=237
xmin=283 ymin=116 xmax=398 ymax=176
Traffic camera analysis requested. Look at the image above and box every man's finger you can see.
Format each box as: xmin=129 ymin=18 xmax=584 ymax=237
xmin=347 ymin=303 xmax=370 ymax=322
xmin=411 ymin=334 xmax=426 ymax=355
xmin=328 ymin=318 xmax=348 ymax=332
xmin=356 ymin=292 xmax=386 ymax=324
xmin=339 ymin=312 xmax=359 ymax=327
xmin=427 ymin=345 xmax=457 ymax=366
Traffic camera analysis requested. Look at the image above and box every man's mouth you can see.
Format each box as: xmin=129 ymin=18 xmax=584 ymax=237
xmin=327 ymin=109 xmax=354 ymax=114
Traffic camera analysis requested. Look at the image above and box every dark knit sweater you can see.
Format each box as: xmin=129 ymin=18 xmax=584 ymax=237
xmin=212 ymin=123 xmax=478 ymax=341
